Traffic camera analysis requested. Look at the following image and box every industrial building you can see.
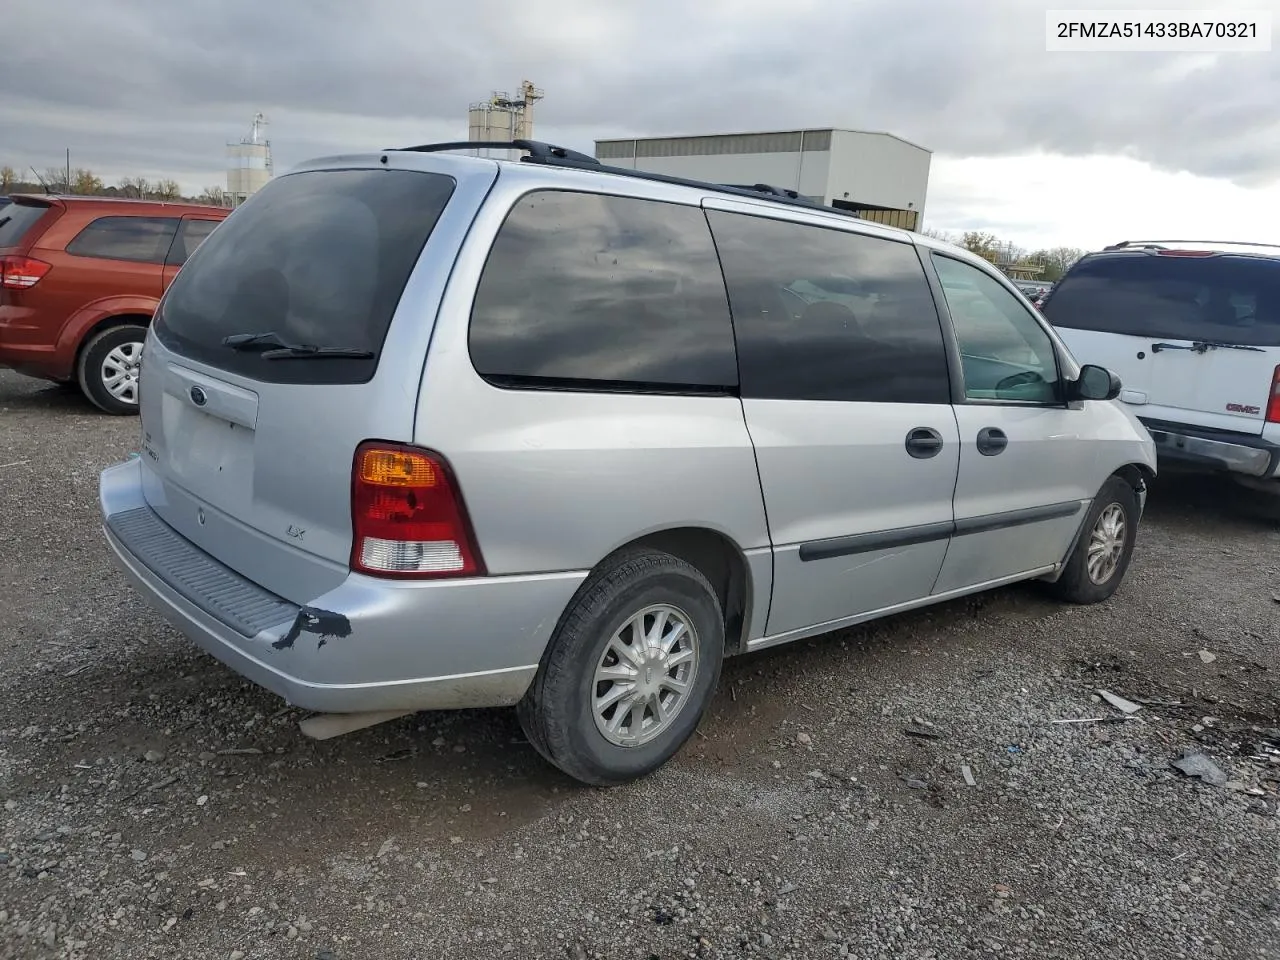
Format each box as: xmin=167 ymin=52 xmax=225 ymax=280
xmin=226 ymin=113 xmax=273 ymax=208
xmin=594 ymin=128 xmax=930 ymax=231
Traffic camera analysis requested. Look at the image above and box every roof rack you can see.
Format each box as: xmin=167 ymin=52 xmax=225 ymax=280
xmin=390 ymin=139 xmax=601 ymax=165
xmin=721 ymin=183 xmax=810 ymax=202
xmin=1104 ymin=239 xmax=1280 ymax=251
xmin=384 ymin=139 xmax=868 ymax=223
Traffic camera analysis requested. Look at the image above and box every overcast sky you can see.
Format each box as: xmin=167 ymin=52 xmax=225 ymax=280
xmin=3 ymin=0 xmax=1277 ymax=250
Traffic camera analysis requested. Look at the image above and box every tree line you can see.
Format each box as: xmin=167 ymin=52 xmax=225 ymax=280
xmin=1 ymin=164 xmax=230 ymax=208
xmin=921 ymin=228 xmax=1084 ymax=282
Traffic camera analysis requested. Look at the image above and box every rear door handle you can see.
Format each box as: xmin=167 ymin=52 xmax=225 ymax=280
xmin=976 ymin=427 xmax=1008 ymax=456
xmin=905 ymin=427 xmax=944 ymax=459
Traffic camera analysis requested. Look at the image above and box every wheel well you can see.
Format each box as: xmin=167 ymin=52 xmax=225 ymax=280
xmin=74 ymin=314 xmax=151 ymax=371
xmin=1113 ymin=462 xmax=1154 ymax=494
xmin=617 ymin=528 xmax=752 ymax=656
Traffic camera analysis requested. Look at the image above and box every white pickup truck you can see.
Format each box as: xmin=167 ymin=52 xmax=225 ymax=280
xmin=1042 ymin=240 xmax=1280 ymax=511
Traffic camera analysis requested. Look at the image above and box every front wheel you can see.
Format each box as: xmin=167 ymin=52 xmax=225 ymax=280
xmin=1046 ymin=476 xmax=1140 ymax=604
xmin=77 ymin=324 xmax=147 ymax=415
xmin=517 ymin=549 xmax=724 ymax=786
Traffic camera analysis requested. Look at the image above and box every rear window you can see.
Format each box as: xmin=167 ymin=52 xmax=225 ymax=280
xmin=154 ymin=169 xmax=456 ymax=384
xmin=1044 ymin=253 xmax=1280 ymax=347
xmin=0 ymin=201 xmax=52 ymax=248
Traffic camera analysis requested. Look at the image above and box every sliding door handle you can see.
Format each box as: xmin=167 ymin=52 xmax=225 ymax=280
xmin=905 ymin=427 xmax=944 ymax=459
xmin=976 ymin=427 xmax=1008 ymax=456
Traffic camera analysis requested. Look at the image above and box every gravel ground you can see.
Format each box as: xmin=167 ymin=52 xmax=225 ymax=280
xmin=1 ymin=368 xmax=1278 ymax=960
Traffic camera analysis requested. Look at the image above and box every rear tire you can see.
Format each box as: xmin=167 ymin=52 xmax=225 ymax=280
xmin=1046 ymin=476 xmax=1139 ymax=605
xmin=517 ymin=549 xmax=724 ymax=786
xmin=78 ymin=324 xmax=146 ymax=415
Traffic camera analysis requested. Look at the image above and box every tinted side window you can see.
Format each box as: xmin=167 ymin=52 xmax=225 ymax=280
xmin=931 ymin=254 xmax=1061 ymax=403
xmin=707 ymin=211 xmax=950 ymax=403
xmin=1044 ymin=253 xmax=1280 ymax=348
xmin=65 ymin=216 xmax=179 ymax=264
xmin=470 ymin=191 xmax=737 ymax=391
xmin=167 ymin=219 xmax=221 ymax=267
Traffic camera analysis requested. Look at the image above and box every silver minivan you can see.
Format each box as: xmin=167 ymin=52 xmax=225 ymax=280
xmin=99 ymin=141 xmax=1157 ymax=785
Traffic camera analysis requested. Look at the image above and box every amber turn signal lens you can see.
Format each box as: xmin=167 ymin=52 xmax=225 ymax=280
xmin=358 ymin=448 xmax=438 ymax=487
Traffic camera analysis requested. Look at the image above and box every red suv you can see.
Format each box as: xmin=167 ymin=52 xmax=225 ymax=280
xmin=0 ymin=195 xmax=230 ymax=413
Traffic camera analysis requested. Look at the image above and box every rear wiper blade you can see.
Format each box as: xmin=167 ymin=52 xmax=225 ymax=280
xmin=223 ymin=331 xmax=290 ymax=350
xmin=260 ymin=345 xmax=375 ymax=361
xmin=221 ymin=332 xmax=373 ymax=360
xmin=1192 ymin=340 xmax=1265 ymax=353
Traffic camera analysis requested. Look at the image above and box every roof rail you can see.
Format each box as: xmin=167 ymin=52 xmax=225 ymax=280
xmin=383 ymin=138 xmax=878 ymax=224
xmin=585 ymin=162 xmax=860 ymax=218
xmin=388 ymin=139 xmax=601 ymax=165
xmin=1105 ymin=239 xmax=1280 ymax=251
xmin=721 ymin=183 xmax=814 ymax=203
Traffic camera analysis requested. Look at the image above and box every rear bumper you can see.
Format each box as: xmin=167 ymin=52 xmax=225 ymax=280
xmin=0 ymin=307 xmax=67 ymax=380
xmin=0 ymin=341 xmax=64 ymax=380
xmin=1140 ymin=419 xmax=1280 ymax=479
xmin=100 ymin=458 xmax=586 ymax=714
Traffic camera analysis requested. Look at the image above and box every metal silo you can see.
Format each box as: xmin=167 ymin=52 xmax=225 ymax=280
xmin=226 ymin=114 xmax=273 ymax=208
xmin=466 ymin=82 xmax=543 ymax=159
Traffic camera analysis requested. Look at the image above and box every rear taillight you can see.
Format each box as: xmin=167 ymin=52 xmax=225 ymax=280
xmin=350 ymin=442 xmax=485 ymax=579
xmin=1267 ymin=366 xmax=1280 ymax=424
xmin=0 ymin=255 xmax=51 ymax=290
xmin=1154 ymin=250 xmax=1216 ymax=258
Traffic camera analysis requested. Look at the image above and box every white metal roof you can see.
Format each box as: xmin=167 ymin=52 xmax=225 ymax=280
xmin=594 ymin=128 xmax=932 ymax=154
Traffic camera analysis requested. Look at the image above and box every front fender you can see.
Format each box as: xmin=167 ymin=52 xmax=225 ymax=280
xmin=1111 ymin=400 xmax=1159 ymax=476
xmin=54 ymin=296 xmax=159 ymax=379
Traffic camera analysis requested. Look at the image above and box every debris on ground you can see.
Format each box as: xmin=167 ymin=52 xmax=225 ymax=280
xmin=374 ymin=747 xmax=415 ymax=763
xmin=961 ymin=765 xmax=977 ymax=787
xmin=1224 ymin=781 xmax=1267 ymax=796
xmin=1170 ymin=749 xmax=1229 ymax=787
xmin=1098 ymin=690 xmax=1143 ymax=715
xmin=903 ymin=726 xmax=944 ymax=740
xmin=1198 ymin=650 xmax=1217 ymax=664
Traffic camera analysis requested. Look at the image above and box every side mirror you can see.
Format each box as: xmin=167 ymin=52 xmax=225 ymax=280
xmin=1073 ymin=364 xmax=1121 ymax=401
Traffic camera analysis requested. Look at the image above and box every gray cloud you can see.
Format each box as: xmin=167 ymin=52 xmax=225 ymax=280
xmin=2 ymin=0 xmax=1277 ymax=195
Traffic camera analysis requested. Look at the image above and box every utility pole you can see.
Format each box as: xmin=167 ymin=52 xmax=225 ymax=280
xmin=66 ymin=148 xmax=71 ymax=193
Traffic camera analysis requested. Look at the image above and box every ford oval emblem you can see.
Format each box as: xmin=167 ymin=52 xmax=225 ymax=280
xmin=189 ymin=385 xmax=208 ymax=406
